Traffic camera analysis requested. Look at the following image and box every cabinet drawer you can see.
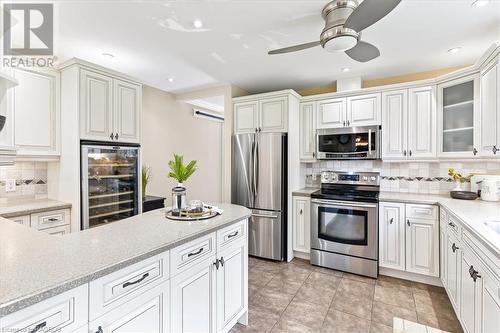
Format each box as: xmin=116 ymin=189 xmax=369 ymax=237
xmin=31 ymin=208 xmax=70 ymax=230
xmin=42 ymin=224 xmax=71 ymax=236
xmin=9 ymin=214 xmax=30 ymax=227
xmin=447 ymin=214 xmax=461 ymax=235
xmin=405 ymin=204 xmax=438 ymax=220
xmin=89 ymin=251 xmax=169 ymax=320
xmin=170 ymin=232 xmax=216 ymax=277
xmin=0 ymin=285 xmax=88 ymax=332
xmin=217 ymin=220 xmax=246 ymax=250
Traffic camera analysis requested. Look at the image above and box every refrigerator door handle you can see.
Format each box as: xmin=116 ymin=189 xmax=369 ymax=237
xmin=252 ymin=135 xmax=258 ymax=202
xmin=252 ymin=213 xmax=279 ymax=219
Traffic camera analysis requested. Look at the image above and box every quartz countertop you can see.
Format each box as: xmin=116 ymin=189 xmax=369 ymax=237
xmin=292 ymin=187 xmax=319 ymax=197
xmin=0 ymin=203 xmax=251 ymax=316
xmin=0 ymin=198 xmax=72 ymax=217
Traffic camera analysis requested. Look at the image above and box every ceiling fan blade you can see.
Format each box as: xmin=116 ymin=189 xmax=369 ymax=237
xmin=268 ymin=41 xmax=321 ymax=55
xmin=345 ymin=41 xmax=380 ymax=62
xmin=344 ymin=0 xmax=401 ymax=32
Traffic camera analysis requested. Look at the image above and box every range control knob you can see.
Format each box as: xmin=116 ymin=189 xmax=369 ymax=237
xmin=370 ymin=176 xmax=377 ymax=181
xmin=362 ymin=176 xmax=368 ymax=181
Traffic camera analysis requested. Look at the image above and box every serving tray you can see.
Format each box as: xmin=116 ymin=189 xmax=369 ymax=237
xmin=165 ymin=209 xmax=218 ymax=221
xmin=450 ymin=191 xmax=478 ymax=200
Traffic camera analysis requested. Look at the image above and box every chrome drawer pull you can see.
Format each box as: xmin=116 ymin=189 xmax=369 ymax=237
xmin=227 ymin=231 xmax=239 ymax=239
xmin=187 ymin=247 xmax=204 ymax=257
xmin=452 ymin=243 xmax=459 ymax=253
xmin=29 ymin=321 xmax=47 ymax=333
xmin=96 ymin=326 xmax=104 ymax=333
xmin=219 ymin=256 xmax=225 ymax=267
xmin=448 ymin=222 xmax=456 ymax=228
xmin=47 ymin=217 xmax=60 ymax=222
xmin=122 ymin=272 xmax=149 ymax=288
xmin=389 ymin=218 xmax=394 ymax=224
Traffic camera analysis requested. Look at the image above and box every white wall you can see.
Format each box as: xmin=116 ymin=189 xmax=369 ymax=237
xmin=142 ymin=85 xmax=223 ymax=204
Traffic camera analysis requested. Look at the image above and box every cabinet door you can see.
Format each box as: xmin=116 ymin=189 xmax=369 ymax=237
xmin=259 ymin=97 xmax=287 ymax=132
xmin=479 ymin=268 xmax=500 ymax=333
xmin=9 ymin=215 xmax=30 ymax=227
xmin=440 ymin=228 xmax=446 ymax=287
xmin=80 ymin=69 xmax=114 ymax=141
xmin=407 ymin=86 xmax=437 ymax=159
xmin=292 ymin=196 xmax=311 ymax=254
xmin=114 ymin=79 xmax=141 ymax=143
xmin=217 ymin=241 xmax=246 ymax=332
xmin=234 ymin=101 xmax=258 ymax=134
xmin=42 ymin=225 xmax=71 ymax=236
xmin=405 ymin=218 xmax=439 ymax=277
xmin=347 ymin=93 xmax=381 ymax=127
xmin=316 ymin=98 xmax=346 ymax=129
xmin=460 ymin=249 xmax=481 ymax=333
xmin=171 ymin=257 xmax=217 ymax=333
xmin=445 ymin=233 xmax=460 ymax=312
xmin=480 ymin=62 xmax=498 ymax=156
xmin=13 ymin=69 xmax=60 ymax=157
xmin=89 ymin=281 xmax=169 ymax=333
xmin=299 ymin=102 xmax=316 ymax=161
xmin=379 ymin=202 xmax=405 ymax=271
xmin=381 ymin=90 xmax=408 ymax=160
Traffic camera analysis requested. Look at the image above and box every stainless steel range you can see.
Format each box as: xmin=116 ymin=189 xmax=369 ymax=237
xmin=310 ymin=171 xmax=379 ymax=278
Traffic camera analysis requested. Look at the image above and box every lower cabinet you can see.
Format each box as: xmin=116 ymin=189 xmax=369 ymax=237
xmin=445 ymin=232 xmax=461 ymax=311
xmin=292 ymin=196 xmax=311 ymax=254
xmin=379 ymin=202 xmax=438 ymax=277
xmin=7 ymin=208 xmax=72 ymax=235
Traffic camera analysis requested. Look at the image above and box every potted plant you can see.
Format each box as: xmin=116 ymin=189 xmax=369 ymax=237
xmin=142 ymin=165 xmax=151 ymax=199
xmin=168 ymin=154 xmax=197 ymax=215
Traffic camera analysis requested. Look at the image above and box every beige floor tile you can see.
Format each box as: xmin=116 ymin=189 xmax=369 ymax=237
xmin=235 ymin=305 xmax=281 ymax=333
xmin=374 ymin=285 xmax=415 ymax=310
xmin=255 ymin=259 xmax=286 ymax=274
xmin=265 ymin=276 xmax=304 ymax=295
xmin=293 ymin=282 xmax=336 ymax=307
xmin=305 ymin=271 xmax=341 ymax=291
xmin=413 ymin=292 xmax=457 ymax=321
xmin=321 ymin=309 xmax=371 ymax=333
xmin=330 ymin=290 xmax=373 ymax=320
xmin=249 ymin=266 xmax=275 ymax=288
xmin=271 ymin=317 xmax=320 ymax=333
xmin=412 ymin=282 xmax=447 ymax=295
xmin=250 ymin=289 xmax=294 ymax=316
xmin=376 ymin=275 xmax=414 ymax=292
xmin=282 ymin=299 xmax=330 ymax=331
xmin=313 ymin=265 xmax=344 ymax=277
xmin=417 ymin=311 xmax=463 ymax=333
xmin=369 ymin=322 xmax=393 ymax=333
xmin=276 ymin=265 xmax=311 ymax=282
xmin=338 ymin=278 xmax=375 ymax=298
xmin=343 ymin=272 xmax=377 ymax=285
xmin=371 ymin=301 xmax=418 ymax=327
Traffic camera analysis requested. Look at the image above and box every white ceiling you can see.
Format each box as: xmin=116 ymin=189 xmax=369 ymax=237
xmin=56 ymin=0 xmax=500 ymax=94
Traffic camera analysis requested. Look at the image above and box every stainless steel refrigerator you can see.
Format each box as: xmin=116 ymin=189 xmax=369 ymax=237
xmin=81 ymin=142 xmax=140 ymax=229
xmin=232 ymin=133 xmax=287 ymax=261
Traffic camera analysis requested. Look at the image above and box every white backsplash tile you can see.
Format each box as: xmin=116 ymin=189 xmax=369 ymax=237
xmin=0 ymin=162 xmax=48 ymax=200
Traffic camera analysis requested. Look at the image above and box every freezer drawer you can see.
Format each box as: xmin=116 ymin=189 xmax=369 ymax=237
xmin=248 ymin=210 xmax=283 ymax=261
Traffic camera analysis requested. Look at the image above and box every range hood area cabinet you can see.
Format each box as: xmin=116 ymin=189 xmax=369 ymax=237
xmin=0 ymin=71 xmax=18 ymax=165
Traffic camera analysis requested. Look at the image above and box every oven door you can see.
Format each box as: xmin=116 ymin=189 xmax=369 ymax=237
xmin=311 ymin=199 xmax=378 ymax=260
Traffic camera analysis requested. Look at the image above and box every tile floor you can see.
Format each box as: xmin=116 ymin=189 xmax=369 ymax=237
xmin=231 ymin=257 xmax=463 ymax=333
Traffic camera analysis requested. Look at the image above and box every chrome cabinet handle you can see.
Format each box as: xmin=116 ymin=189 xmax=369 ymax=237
xmin=312 ymin=152 xmax=315 ymax=158
xmin=299 ymin=209 xmax=303 ymax=215
xmin=187 ymin=247 xmax=203 ymax=257
xmin=29 ymin=321 xmax=47 ymax=333
xmin=407 ymin=219 xmax=411 ymax=227
xmin=448 ymin=222 xmax=456 ymax=228
xmin=469 ymin=265 xmax=481 ymax=282
xmin=473 ymin=148 xmax=478 ymax=156
xmin=227 ymin=231 xmax=239 ymax=238
xmin=110 ymin=133 xmax=114 ymax=140
xmin=115 ymin=133 xmax=119 ymax=140
xmin=389 ymin=218 xmax=394 ymax=224
xmin=122 ymin=272 xmax=149 ymax=288
xmin=493 ymin=146 xmax=498 ymax=155
xmin=255 ymin=128 xmax=258 ymax=133
xmin=452 ymin=243 xmax=459 ymax=253
xmin=409 ymin=150 xmax=412 ymax=156
xmin=95 ymin=326 xmax=103 ymax=333
xmin=219 ymin=256 xmax=225 ymax=267
xmin=213 ymin=259 xmax=219 ymax=270
xmin=347 ymin=120 xmax=350 ymax=126
xmin=403 ymin=150 xmax=407 ymax=156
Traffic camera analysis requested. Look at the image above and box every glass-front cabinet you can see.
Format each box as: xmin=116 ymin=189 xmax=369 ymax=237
xmin=438 ymin=74 xmax=480 ymax=158
xmin=81 ymin=144 xmax=140 ymax=229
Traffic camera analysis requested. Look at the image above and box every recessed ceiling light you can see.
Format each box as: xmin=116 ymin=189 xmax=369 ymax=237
xmin=471 ymin=0 xmax=489 ymax=7
xmin=193 ymin=19 xmax=203 ymax=29
xmin=102 ymin=53 xmax=114 ymax=58
xmin=341 ymin=67 xmax=350 ymax=72
xmin=447 ymin=47 xmax=462 ymax=54
xmin=167 ymin=77 xmax=174 ymax=83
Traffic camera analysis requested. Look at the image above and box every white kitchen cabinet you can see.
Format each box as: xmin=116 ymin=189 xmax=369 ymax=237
xmin=292 ymin=196 xmax=310 ymax=254
xmin=445 ymin=232 xmax=461 ymax=312
xmin=405 ymin=216 xmax=439 ymax=277
xmin=437 ymin=74 xmax=480 ymax=158
xmin=259 ymin=97 xmax=288 ymax=132
xmin=12 ymin=68 xmax=60 ymax=159
xmin=460 ymin=248 xmax=481 ymax=333
xmin=170 ymin=256 xmax=217 ymax=333
xmin=316 ymin=97 xmax=346 ymax=129
xmin=299 ymin=102 xmax=316 ymax=161
xmin=379 ymin=202 xmax=405 ymax=271
xmin=346 ymin=92 xmax=381 ymax=127
xmin=480 ymin=60 xmax=499 ymax=156
xmin=9 ymin=214 xmax=30 ymax=227
xmin=440 ymin=227 xmax=446 ymax=287
xmin=42 ymin=224 xmax=71 ymax=236
xmin=89 ymin=281 xmax=170 ymax=333
xmin=407 ymin=86 xmax=437 ymax=159
xmin=216 ymin=240 xmax=246 ymax=332
xmin=80 ymin=69 xmax=114 ymax=142
xmin=234 ymin=101 xmax=258 ymax=134
xmin=479 ymin=267 xmax=500 ymax=333
xmin=113 ymin=79 xmax=141 ymax=143
xmin=382 ymin=90 xmax=407 ymax=159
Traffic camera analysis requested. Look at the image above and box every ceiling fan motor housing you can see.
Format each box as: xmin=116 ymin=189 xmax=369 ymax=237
xmin=320 ymin=0 xmax=360 ymax=52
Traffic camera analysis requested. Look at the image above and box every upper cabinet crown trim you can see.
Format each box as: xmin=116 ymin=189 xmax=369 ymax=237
xmin=233 ymin=89 xmax=301 ymax=102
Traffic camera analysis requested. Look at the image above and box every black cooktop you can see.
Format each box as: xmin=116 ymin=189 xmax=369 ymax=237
xmin=311 ymin=184 xmax=380 ymax=203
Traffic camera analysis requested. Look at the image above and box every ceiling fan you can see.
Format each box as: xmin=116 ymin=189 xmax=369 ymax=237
xmin=268 ymin=0 xmax=401 ymax=62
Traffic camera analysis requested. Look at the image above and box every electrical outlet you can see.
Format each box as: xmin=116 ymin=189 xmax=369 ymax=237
xmin=5 ymin=179 xmax=16 ymax=192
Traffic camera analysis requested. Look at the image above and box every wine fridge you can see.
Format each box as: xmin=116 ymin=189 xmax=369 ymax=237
xmin=81 ymin=142 xmax=140 ymax=229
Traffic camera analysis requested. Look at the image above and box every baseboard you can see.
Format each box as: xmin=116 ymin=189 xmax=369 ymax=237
xmin=379 ymin=267 xmax=443 ymax=287
xmin=293 ymin=251 xmax=310 ymax=260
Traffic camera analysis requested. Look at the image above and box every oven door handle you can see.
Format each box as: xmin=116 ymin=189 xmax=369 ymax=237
xmin=311 ymin=199 xmax=378 ymax=209
xmin=368 ymin=128 xmax=372 ymax=155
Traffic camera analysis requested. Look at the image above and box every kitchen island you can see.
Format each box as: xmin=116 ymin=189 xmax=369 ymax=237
xmin=0 ymin=203 xmax=251 ymax=333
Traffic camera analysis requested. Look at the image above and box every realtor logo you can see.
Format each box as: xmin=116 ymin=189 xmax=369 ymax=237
xmin=3 ymin=3 xmax=53 ymax=56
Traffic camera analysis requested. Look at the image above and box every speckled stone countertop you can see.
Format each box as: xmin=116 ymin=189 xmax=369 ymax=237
xmin=380 ymin=191 xmax=500 ymax=258
xmin=0 ymin=198 xmax=72 ymax=218
xmin=292 ymin=187 xmax=319 ymax=197
xmin=0 ymin=203 xmax=251 ymax=316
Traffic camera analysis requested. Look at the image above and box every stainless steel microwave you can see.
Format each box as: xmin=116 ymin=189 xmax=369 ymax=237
xmin=316 ymin=126 xmax=381 ymax=160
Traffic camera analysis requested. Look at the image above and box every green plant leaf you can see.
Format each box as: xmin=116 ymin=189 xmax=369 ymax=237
xmin=168 ymin=154 xmax=197 ymax=183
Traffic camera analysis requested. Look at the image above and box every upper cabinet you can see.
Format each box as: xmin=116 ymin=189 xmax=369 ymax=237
xmin=233 ymin=91 xmax=299 ymax=134
xmin=299 ymin=102 xmax=316 ymax=161
xmin=12 ymin=68 xmax=60 ymax=159
xmin=316 ymin=93 xmax=381 ymax=129
xmin=382 ymin=86 xmax=436 ymax=160
xmin=480 ymin=59 xmax=500 ymax=157
xmin=437 ymin=74 xmax=480 ymax=158
xmin=80 ymin=69 xmax=141 ymax=144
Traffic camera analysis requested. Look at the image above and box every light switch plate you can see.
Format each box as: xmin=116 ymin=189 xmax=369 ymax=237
xmin=5 ymin=179 xmax=16 ymax=192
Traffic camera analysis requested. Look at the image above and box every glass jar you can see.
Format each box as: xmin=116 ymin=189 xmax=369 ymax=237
xmin=171 ymin=186 xmax=186 ymax=216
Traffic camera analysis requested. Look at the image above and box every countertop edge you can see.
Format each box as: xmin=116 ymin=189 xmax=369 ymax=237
xmin=0 ymin=202 xmax=72 ymax=218
xmin=0 ymin=210 xmax=251 ymax=317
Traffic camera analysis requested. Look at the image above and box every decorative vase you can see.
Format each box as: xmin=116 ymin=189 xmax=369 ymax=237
xmin=171 ymin=183 xmax=186 ymax=216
